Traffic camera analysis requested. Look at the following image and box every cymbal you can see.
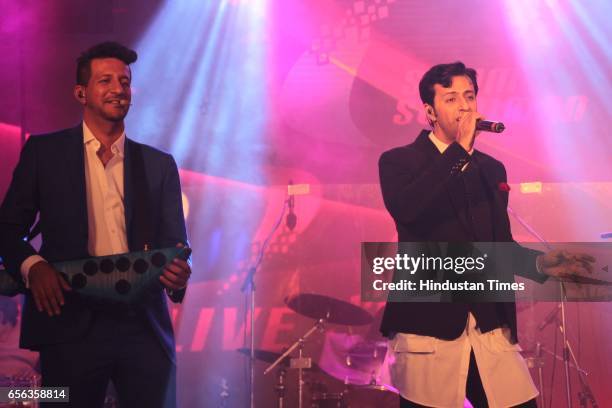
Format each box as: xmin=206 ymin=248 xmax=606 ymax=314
xmin=236 ymin=348 xmax=320 ymax=370
xmin=285 ymin=293 xmax=373 ymax=326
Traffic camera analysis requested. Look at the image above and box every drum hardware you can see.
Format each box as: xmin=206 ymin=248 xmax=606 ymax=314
xmin=238 ymin=347 xmax=324 ymax=408
xmin=274 ymin=367 xmax=287 ymax=408
xmin=264 ymin=318 xmax=325 ymax=408
xmin=320 ymin=335 xmax=388 ymax=387
xmin=526 ymin=327 xmax=594 ymax=407
xmin=268 ymin=293 xmax=374 ymax=408
xmin=509 ymin=208 xmax=604 ymax=407
xmin=310 ymin=392 xmax=344 ymax=408
xmin=254 ymin=293 xmax=389 ymax=407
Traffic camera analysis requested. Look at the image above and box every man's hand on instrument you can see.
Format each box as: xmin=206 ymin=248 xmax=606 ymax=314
xmin=537 ymin=250 xmax=596 ymax=281
xmin=29 ymin=261 xmax=72 ymax=316
xmin=456 ymin=111 xmax=484 ymax=152
xmin=160 ymin=243 xmax=191 ymax=291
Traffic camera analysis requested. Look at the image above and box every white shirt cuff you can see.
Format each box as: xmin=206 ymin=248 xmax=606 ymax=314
xmin=20 ymin=255 xmax=46 ymax=288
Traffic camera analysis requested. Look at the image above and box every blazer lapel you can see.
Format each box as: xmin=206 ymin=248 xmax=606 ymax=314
xmin=64 ymin=125 xmax=89 ymax=246
xmin=124 ymin=139 xmax=154 ymax=251
xmin=123 ymin=138 xmax=134 ymax=250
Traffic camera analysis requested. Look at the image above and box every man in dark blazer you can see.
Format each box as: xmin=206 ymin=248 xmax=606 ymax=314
xmin=378 ymin=62 xmax=592 ymax=407
xmin=0 ymin=42 xmax=190 ymax=408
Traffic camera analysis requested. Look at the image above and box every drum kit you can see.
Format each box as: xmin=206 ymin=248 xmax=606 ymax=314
xmin=238 ymin=293 xmax=397 ymax=408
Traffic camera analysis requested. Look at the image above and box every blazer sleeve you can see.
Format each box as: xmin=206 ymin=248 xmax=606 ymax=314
xmin=379 ymin=142 xmax=471 ymax=225
xmin=159 ymin=154 xmax=189 ymax=303
xmin=0 ymin=137 xmax=40 ymax=281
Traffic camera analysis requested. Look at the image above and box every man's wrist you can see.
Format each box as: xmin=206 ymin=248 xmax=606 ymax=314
xmin=20 ymin=255 xmax=46 ymax=288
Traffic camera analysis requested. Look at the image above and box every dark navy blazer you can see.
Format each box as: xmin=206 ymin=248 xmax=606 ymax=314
xmin=378 ymin=130 xmax=547 ymax=343
xmin=0 ymin=124 xmax=187 ymax=361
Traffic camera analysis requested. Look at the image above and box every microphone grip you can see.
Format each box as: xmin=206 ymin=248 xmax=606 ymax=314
xmin=476 ymin=120 xmax=505 ymax=133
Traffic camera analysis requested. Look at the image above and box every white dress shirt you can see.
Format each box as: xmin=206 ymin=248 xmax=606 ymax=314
xmin=82 ymin=121 xmax=128 ymax=257
xmin=389 ymin=313 xmax=538 ymax=407
xmin=20 ymin=122 xmax=129 ymax=283
xmin=387 ymin=132 xmax=539 ymax=407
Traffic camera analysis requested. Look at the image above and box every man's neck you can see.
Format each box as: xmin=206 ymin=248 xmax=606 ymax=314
xmin=83 ymin=113 xmax=124 ymax=148
xmin=432 ymin=127 xmax=454 ymax=145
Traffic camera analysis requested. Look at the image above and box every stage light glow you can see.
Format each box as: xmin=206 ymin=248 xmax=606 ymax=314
xmin=128 ymin=0 xmax=268 ymax=184
xmin=128 ymin=0 xmax=270 ymax=264
xmin=502 ymin=0 xmax=611 ymax=238
xmin=124 ymin=2 xmax=272 ymax=402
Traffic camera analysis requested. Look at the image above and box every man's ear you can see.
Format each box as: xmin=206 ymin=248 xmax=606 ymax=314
xmin=424 ymin=103 xmax=436 ymax=126
xmin=74 ymin=85 xmax=86 ymax=105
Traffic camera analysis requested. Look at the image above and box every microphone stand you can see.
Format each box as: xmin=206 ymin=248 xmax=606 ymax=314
xmin=559 ymin=283 xmax=573 ymax=408
xmin=507 ymin=207 xmax=599 ymax=408
xmin=240 ymin=194 xmax=290 ymax=408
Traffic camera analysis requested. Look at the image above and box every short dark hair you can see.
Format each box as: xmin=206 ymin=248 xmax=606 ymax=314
xmin=76 ymin=41 xmax=138 ymax=85
xmin=419 ymin=61 xmax=478 ymax=106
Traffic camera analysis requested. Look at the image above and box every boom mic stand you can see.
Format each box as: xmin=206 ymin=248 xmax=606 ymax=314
xmin=240 ymin=194 xmax=291 ymax=408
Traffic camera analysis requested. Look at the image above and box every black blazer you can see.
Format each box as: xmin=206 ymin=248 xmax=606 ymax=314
xmin=378 ymin=130 xmax=546 ymax=342
xmin=0 ymin=125 xmax=187 ymax=361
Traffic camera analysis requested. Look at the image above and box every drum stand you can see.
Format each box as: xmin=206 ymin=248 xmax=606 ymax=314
xmin=508 ymin=208 xmax=601 ymax=407
xmin=274 ymin=366 xmax=287 ymax=408
xmin=264 ymin=318 xmax=326 ymax=408
xmin=552 ymin=293 xmax=598 ymax=408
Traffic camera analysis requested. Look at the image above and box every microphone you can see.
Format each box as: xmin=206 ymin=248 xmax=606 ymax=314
xmin=476 ymin=120 xmax=505 ymax=133
xmin=286 ymin=180 xmax=297 ymax=231
xmin=285 ymin=182 xmax=310 ymax=231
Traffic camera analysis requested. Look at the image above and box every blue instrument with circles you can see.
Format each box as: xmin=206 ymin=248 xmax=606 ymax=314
xmin=0 ymin=247 xmax=191 ymax=302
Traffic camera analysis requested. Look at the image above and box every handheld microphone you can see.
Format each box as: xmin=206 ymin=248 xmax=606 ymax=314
xmin=476 ymin=120 xmax=505 ymax=133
